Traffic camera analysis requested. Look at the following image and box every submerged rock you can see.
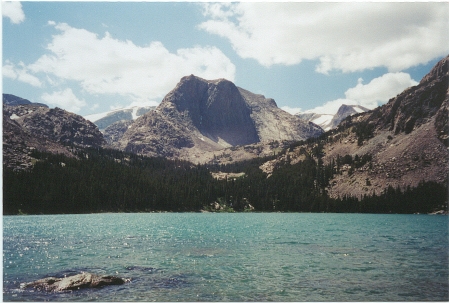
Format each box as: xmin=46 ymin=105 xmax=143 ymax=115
xmin=21 ymin=272 xmax=128 ymax=292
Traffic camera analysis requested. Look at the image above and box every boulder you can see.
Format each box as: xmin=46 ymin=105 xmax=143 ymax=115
xmin=21 ymin=272 xmax=128 ymax=292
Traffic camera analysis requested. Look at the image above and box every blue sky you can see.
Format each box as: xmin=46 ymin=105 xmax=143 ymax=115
xmin=3 ymin=1 xmax=448 ymax=117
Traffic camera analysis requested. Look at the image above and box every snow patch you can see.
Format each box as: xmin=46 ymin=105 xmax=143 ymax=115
xmin=353 ymin=106 xmax=366 ymax=113
xmin=311 ymin=114 xmax=333 ymax=126
xmin=10 ymin=114 xmax=20 ymax=120
xmin=84 ymin=105 xmax=155 ymax=123
xmin=84 ymin=111 xmax=112 ymax=122
xmin=131 ymin=107 xmax=139 ymax=120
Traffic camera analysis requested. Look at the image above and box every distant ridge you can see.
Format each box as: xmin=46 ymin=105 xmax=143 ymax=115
xmin=85 ymin=105 xmax=155 ymax=131
xmin=297 ymin=104 xmax=370 ymax=131
xmin=3 ymin=93 xmax=48 ymax=108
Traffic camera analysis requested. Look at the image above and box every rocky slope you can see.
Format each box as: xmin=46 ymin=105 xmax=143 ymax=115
xmin=3 ymin=101 xmax=106 ymax=170
xmin=265 ymin=55 xmax=449 ymax=199
xmin=103 ymin=120 xmax=134 ymax=146
xmin=118 ymin=75 xmax=323 ymax=161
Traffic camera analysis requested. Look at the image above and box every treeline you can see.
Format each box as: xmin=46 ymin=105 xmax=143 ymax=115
xmin=3 ymin=147 xmax=447 ymax=215
xmin=4 ymin=149 xmax=214 ymax=214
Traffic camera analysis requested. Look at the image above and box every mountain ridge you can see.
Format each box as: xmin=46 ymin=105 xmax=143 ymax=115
xmin=297 ymin=104 xmax=370 ymax=131
xmin=269 ymin=54 xmax=449 ymax=200
xmin=117 ymin=75 xmax=323 ymax=161
xmin=3 ymin=101 xmax=106 ymax=171
xmin=85 ymin=105 xmax=155 ymax=131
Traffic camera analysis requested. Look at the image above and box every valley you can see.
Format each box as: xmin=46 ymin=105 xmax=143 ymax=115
xmin=3 ymin=55 xmax=448 ymax=214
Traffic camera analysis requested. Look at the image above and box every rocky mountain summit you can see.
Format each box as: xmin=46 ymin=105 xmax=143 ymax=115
xmin=117 ymin=75 xmax=323 ymax=161
xmin=328 ymin=104 xmax=370 ymax=130
xmin=3 ymin=99 xmax=105 ymax=170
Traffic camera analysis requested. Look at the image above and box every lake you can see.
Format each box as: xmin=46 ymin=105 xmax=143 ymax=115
xmin=3 ymin=213 xmax=448 ymax=301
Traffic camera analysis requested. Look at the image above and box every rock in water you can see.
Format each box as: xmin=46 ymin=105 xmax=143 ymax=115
xmin=21 ymin=272 xmax=127 ymax=292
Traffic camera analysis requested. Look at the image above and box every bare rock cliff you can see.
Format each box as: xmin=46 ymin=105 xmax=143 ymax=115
xmin=239 ymin=87 xmax=323 ymax=141
xmin=367 ymin=55 xmax=448 ymax=137
xmin=119 ymin=75 xmax=323 ymax=160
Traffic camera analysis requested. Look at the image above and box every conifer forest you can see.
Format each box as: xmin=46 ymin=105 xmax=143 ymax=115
xmin=4 ymin=144 xmax=447 ymax=215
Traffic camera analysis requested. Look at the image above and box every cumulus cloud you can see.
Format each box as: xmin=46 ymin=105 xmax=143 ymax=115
xmin=27 ymin=21 xmax=236 ymax=105
xmin=2 ymin=1 xmax=25 ymax=24
xmin=281 ymin=106 xmax=302 ymax=115
xmin=345 ymin=73 xmax=418 ymax=106
xmin=199 ymin=2 xmax=449 ymax=73
xmin=3 ymin=60 xmax=42 ymax=87
xmin=307 ymin=72 xmax=418 ymax=115
xmin=41 ymin=88 xmax=87 ymax=113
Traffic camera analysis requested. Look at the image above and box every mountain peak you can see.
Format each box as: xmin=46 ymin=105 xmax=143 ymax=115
xmin=420 ymin=55 xmax=448 ymax=85
xmin=158 ymin=74 xmax=259 ymax=147
xmin=367 ymin=54 xmax=448 ymax=136
xmin=297 ymin=104 xmax=370 ymax=131
xmin=180 ymin=74 xmax=230 ymax=84
xmin=119 ymin=75 xmax=323 ymax=161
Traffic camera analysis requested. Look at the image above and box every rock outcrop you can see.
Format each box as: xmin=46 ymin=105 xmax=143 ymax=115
xmin=103 ymin=120 xmax=134 ymax=146
xmin=21 ymin=272 xmax=127 ymax=292
xmin=118 ymin=75 xmax=323 ymax=161
xmin=367 ymin=55 xmax=448 ymax=137
xmin=3 ymin=101 xmax=106 ymax=170
xmin=15 ymin=107 xmax=105 ymax=147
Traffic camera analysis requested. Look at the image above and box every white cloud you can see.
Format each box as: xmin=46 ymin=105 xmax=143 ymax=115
xmin=306 ymin=98 xmax=357 ymax=116
xmin=307 ymin=72 xmax=418 ymax=115
xmin=27 ymin=22 xmax=236 ymax=106
xmin=90 ymin=103 xmax=100 ymax=112
xmin=2 ymin=1 xmax=25 ymax=24
xmin=41 ymin=88 xmax=87 ymax=113
xmin=281 ymin=106 xmax=302 ymax=115
xmin=199 ymin=2 xmax=449 ymax=73
xmin=3 ymin=61 xmax=42 ymax=87
xmin=345 ymin=73 xmax=418 ymax=105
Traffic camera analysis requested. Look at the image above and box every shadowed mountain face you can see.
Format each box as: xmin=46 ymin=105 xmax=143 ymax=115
xmin=119 ymin=75 xmax=323 ymax=160
xmin=169 ymin=75 xmax=260 ymax=146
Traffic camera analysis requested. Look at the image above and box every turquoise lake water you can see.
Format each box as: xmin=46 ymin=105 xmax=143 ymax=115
xmin=3 ymin=213 xmax=448 ymax=301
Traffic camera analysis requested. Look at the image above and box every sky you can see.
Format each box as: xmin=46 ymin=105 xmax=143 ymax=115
xmin=2 ymin=1 xmax=448 ymax=117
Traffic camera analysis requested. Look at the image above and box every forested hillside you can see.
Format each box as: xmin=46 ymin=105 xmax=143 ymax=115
xmin=4 ymin=146 xmax=446 ymax=215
